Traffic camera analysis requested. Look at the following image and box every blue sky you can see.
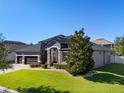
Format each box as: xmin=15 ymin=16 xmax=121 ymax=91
xmin=0 ymin=0 xmax=123 ymax=44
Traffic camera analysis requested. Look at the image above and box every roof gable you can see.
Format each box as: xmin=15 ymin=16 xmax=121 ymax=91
xmin=93 ymin=38 xmax=113 ymax=45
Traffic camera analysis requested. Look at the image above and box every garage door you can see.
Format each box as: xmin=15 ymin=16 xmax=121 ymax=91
xmin=17 ymin=56 xmax=22 ymax=64
xmin=25 ymin=56 xmax=38 ymax=64
xmin=93 ymin=51 xmax=104 ymax=68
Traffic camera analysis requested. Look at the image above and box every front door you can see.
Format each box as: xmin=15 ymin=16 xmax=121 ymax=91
xmin=51 ymin=48 xmax=58 ymax=63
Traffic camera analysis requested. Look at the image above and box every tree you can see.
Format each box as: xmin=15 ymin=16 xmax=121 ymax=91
xmin=66 ymin=28 xmax=94 ymax=75
xmin=0 ymin=34 xmax=9 ymax=72
xmin=114 ymin=36 xmax=124 ymax=56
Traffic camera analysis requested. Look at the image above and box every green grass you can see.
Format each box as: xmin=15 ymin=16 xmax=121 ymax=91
xmin=0 ymin=63 xmax=124 ymax=93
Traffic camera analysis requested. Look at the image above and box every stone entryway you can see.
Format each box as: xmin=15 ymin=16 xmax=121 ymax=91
xmin=47 ymin=47 xmax=61 ymax=67
xmin=50 ymin=48 xmax=58 ymax=63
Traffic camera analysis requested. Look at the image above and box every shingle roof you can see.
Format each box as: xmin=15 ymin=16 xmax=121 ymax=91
xmin=39 ymin=34 xmax=69 ymax=44
xmin=15 ymin=43 xmax=41 ymax=53
xmin=4 ymin=40 xmax=28 ymax=52
xmin=4 ymin=40 xmax=27 ymax=45
xmin=93 ymin=38 xmax=113 ymax=45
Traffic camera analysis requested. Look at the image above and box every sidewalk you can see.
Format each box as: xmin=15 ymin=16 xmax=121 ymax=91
xmin=0 ymin=86 xmax=18 ymax=93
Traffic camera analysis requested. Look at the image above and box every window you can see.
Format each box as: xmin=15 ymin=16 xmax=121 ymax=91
xmin=61 ymin=43 xmax=68 ymax=48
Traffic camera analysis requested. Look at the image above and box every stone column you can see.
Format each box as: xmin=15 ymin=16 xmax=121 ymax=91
xmin=47 ymin=49 xmax=51 ymax=68
xmin=22 ymin=54 xmax=25 ymax=64
xmin=58 ymin=50 xmax=61 ymax=64
xmin=38 ymin=55 xmax=41 ymax=63
xmin=15 ymin=55 xmax=17 ymax=64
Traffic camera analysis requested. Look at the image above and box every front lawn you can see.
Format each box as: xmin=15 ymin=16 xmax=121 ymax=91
xmin=0 ymin=63 xmax=124 ymax=93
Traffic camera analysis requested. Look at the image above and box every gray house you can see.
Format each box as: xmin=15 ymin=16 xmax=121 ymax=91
xmin=15 ymin=35 xmax=114 ymax=68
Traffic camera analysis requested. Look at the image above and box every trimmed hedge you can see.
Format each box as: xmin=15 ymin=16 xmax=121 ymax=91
xmin=53 ymin=63 xmax=67 ymax=69
xmin=41 ymin=64 xmax=47 ymax=69
xmin=30 ymin=64 xmax=41 ymax=68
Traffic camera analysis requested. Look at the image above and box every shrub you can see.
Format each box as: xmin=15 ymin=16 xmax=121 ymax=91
xmin=53 ymin=63 xmax=67 ymax=69
xmin=66 ymin=28 xmax=94 ymax=75
xmin=41 ymin=64 xmax=47 ymax=69
xmin=66 ymin=61 xmax=94 ymax=76
xmin=7 ymin=61 xmax=15 ymax=64
xmin=17 ymin=86 xmax=69 ymax=93
xmin=30 ymin=64 xmax=41 ymax=68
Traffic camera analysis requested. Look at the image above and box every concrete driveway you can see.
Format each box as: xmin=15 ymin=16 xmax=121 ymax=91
xmin=0 ymin=64 xmax=69 ymax=75
xmin=0 ymin=64 xmax=30 ymax=74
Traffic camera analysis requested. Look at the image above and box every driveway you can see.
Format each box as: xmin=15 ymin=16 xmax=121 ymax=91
xmin=0 ymin=64 xmax=68 ymax=75
xmin=0 ymin=64 xmax=30 ymax=74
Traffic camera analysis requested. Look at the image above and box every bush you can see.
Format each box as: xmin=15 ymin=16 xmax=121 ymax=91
xmin=17 ymin=86 xmax=69 ymax=93
xmin=66 ymin=60 xmax=94 ymax=76
xmin=41 ymin=64 xmax=47 ymax=69
xmin=7 ymin=61 xmax=15 ymax=64
xmin=0 ymin=60 xmax=10 ymax=71
xmin=66 ymin=29 xmax=94 ymax=75
xmin=30 ymin=64 xmax=41 ymax=68
xmin=53 ymin=63 xmax=67 ymax=69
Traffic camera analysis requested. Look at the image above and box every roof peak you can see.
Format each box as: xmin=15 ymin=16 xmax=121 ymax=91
xmin=95 ymin=38 xmax=106 ymax=40
xmin=39 ymin=34 xmax=66 ymax=43
xmin=4 ymin=40 xmax=27 ymax=45
xmin=93 ymin=38 xmax=113 ymax=45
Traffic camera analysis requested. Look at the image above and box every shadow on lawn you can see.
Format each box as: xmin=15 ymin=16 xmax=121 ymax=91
xmin=95 ymin=64 xmax=124 ymax=76
xmin=17 ymin=86 xmax=70 ymax=93
xmin=86 ymin=72 xmax=124 ymax=85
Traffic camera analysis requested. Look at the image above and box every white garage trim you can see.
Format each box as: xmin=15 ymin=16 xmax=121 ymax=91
xmin=15 ymin=54 xmax=41 ymax=64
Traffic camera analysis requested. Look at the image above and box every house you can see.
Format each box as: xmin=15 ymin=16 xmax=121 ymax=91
xmin=5 ymin=40 xmax=28 ymax=61
xmin=93 ymin=38 xmax=114 ymax=49
xmin=15 ymin=35 xmax=114 ymax=68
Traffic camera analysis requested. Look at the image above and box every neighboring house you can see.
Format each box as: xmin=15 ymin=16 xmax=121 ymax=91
xmin=93 ymin=38 xmax=114 ymax=49
xmin=5 ymin=40 xmax=28 ymax=61
xmin=15 ymin=35 xmax=114 ymax=68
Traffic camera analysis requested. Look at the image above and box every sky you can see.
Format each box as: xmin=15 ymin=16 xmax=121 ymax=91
xmin=0 ymin=0 xmax=123 ymax=44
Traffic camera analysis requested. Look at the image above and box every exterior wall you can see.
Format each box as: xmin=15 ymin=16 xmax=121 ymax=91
xmin=105 ymin=52 xmax=111 ymax=64
xmin=93 ymin=50 xmax=113 ymax=68
xmin=93 ymin=51 xmax=104 ymax=68
xmin=6 ymin=52 xmax=16 ymax=61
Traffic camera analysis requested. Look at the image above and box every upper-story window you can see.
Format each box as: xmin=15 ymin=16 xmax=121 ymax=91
xmin=61 ymin=43 xmax=68 ymax=48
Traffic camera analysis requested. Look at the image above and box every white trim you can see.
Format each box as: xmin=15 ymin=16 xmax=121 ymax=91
xmin=22 ymin=55 xmax=25 ymax=64
xmin=16 ymin=54 xmax=41 ymax=64
xmin=16 ymin=54 xmax=40 ymax=57
xmin=47 ymin=46 xmax=60 ymax=50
